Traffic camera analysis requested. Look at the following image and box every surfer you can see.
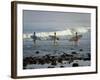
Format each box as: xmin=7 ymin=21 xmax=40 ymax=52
xmin=31 ymin=32 xmax=37 ymax=45
xmin=69 ymin=32 xmax=82 ymax=46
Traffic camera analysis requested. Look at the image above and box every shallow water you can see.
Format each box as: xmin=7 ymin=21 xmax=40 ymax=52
xmin=23 ymin=38 xmax=91 ymax=69
xmin=23 ymin=39 xmax=90 ymax=57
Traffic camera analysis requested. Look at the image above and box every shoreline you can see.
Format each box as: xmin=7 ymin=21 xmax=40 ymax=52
xmin=23 ymin=51 xmax=90 ymax=69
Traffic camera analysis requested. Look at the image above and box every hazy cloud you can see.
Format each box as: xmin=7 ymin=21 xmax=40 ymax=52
xmin=23 ymin=10 xmax=90 ymax=33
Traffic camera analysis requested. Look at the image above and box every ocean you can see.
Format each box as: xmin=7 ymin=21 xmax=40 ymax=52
xmin=23 ymin=38 xmax=91 ymax=69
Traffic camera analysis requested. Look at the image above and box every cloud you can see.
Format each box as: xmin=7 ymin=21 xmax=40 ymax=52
xmin=23 ymin=10 xmax=90 ymax=33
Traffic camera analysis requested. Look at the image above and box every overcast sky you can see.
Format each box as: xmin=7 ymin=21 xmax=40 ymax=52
xmin=23 ymin=10 xmax=90 ymax=33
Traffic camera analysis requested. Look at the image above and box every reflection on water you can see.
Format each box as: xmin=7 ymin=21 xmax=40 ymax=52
xmin=23 ymin=39 xmax=90 ymax=57
xmin=23 ymin=39 xmax=91 ymax=69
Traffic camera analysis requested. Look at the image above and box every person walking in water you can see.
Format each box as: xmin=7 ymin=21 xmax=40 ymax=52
xmin=74 ymin=32 xmax=79 ymax=46
xmin=53 ymin=32 xmax=59 ymax=46
xmin=54 ymin=32 xmax=56 ymax=45
xmin=31 ymin=32 xmax=37 ymax=45
xmin=69 ymin=32 xmax=82 ymax=46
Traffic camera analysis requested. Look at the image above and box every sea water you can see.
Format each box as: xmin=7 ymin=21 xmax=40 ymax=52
xmin=23 ymin=33 xmax=91 ymax=69
xmin=23 ymin=39 xmax=90 ymax=58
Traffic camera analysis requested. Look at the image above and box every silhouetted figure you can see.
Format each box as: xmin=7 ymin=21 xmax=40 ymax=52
xmin=53 ymin=32 xmax=59 ymax=46
xmin=31 ymin=32 xmax=37 ymax=45
xmin=69 ymin=32 xmax=82 ymax=46
xmin=54 ymin=32 xmax=56 ymax=45
xmin=75 ymin=32 xmax=78 ymax=46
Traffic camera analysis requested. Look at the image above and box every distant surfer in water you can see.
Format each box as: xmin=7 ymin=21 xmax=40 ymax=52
xmin=31 ymin=32 xmax=37 ymax=45
xmin=69 ymin=32 xmax=82 ymax=46
xmin=53 ymin=32 xmax=59 ymax=46
xmin=54 ymin=32 xmax=56 ymax=45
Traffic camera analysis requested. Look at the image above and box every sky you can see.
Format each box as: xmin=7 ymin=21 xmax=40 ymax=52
xmin=23 ymin=10 xmax=91 ymax=34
